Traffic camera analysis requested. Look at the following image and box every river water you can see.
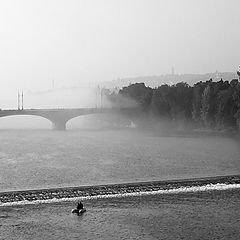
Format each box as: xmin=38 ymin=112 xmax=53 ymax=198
xmin=0 ymin=129 xmax=239 ymax=192
xmin=0 ymin=129 xmax=240 ymax=239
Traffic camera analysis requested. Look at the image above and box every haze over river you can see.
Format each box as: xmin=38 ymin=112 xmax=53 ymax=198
xmin=0 ymin=127 xmax=239 ymax=192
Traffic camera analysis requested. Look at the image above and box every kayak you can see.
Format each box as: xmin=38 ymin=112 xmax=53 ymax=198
xmin=71 ymin=208 xmax=86 ymax=215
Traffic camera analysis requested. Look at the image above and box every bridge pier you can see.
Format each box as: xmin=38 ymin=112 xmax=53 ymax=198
xmin=52 ymin=120 xmax=67 ymax=130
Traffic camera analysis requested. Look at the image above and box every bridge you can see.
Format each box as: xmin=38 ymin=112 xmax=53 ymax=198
xmin=0 ymin=108 xmax=136 ymax=130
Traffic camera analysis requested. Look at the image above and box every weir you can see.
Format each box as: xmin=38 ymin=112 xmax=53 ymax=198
xmin=0 ymin=175 xmax=240 ymax=205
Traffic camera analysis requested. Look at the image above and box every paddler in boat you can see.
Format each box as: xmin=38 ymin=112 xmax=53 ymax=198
xmin=77 ymin=201 xmax=83 ymax=210
xmin=72 ymin=201 xmax=86 ymax=214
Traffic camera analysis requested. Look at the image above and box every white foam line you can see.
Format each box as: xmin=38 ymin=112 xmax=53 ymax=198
xmin=1 ymin=183 xmax=240 ymax=207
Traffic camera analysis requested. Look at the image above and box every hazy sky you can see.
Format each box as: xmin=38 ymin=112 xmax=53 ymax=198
xmin=0 ymin=0 xmax=240 ymax=108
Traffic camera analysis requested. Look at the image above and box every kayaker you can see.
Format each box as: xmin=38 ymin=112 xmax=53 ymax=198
xmin=77 ymin=201 xmax=83 ymax=210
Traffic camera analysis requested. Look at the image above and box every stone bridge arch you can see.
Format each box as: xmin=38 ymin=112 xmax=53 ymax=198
xmin=0 ymin=108 xmax=117 ymax=130
xmin=0 ymin=108 xmax=138 ymax=130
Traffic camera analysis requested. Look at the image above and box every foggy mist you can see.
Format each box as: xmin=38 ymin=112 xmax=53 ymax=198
xmin=1 ymin=0 xmax=240 ymax=110
xmin=1 ymin=2 xmax=240 ymax=239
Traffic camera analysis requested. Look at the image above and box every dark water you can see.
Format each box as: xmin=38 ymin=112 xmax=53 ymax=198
xmin=1 ymin=188 xmax=240 ymax=240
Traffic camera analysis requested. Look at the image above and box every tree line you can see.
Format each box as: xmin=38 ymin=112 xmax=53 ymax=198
xmin=105 ymin=78 xmax=240 ymax=131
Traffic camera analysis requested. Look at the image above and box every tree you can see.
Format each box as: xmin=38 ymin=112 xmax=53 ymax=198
xmin=119 ymin=83 xmax=152 ymax=110
xmin=166 ymin=82 xmax=193 ymax=123
xmin=150 ymin=85 xmax=171 ymax=118
xmin=215 ymin=89 xmax=234 ymax=129
xmin=231 ymin=80 xmax=240 ymax=130
xmin=201 ymin=85 xmax=211 ymax=127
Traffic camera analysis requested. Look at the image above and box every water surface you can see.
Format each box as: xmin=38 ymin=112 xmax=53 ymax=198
xmin=0 ymin=129 xmax=239 ymax=191
xmin=1 ymin=188 xmax=240 ymax=240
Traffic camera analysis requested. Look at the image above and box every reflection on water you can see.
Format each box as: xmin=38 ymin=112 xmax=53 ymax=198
xmin=0 ymin=129 xmax=239 ymax=192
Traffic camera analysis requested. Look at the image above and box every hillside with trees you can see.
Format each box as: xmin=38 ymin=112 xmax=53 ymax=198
xmin=105 ymin=78 xmax=240 ymax=133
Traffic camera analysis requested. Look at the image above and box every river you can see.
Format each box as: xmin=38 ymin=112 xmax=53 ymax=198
xmin=0 ymin=129 xmax=239 ymax=192
xmin=0 ymin=129 xmax=240 ymax=239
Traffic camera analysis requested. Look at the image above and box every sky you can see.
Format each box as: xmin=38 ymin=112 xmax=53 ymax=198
xmin=0 ymin=0 xmax=240 ymax=109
